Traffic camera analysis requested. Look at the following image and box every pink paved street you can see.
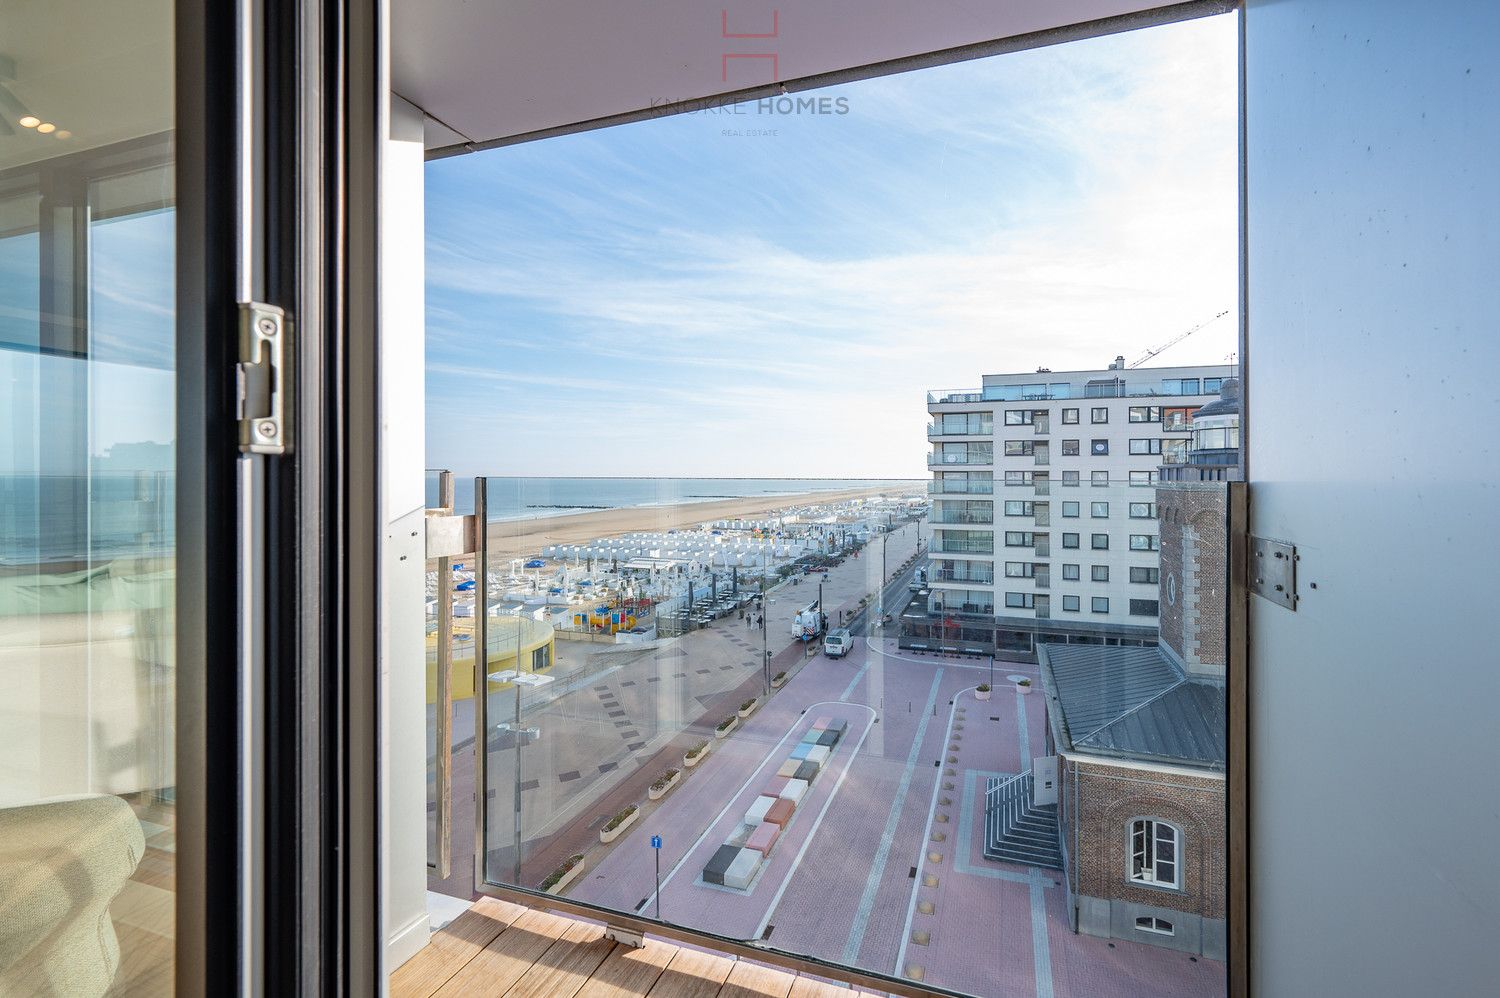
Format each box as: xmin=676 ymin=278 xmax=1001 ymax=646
xmin=569 ymin=634 xmax=1226 ymax=998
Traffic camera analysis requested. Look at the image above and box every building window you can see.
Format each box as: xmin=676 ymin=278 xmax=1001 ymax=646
xmin=1090 ymin=501 xmax=1109 ymax=518
xmin=1062 ymin=595 xmax=1080 ymax=612
xmin=1129 ymin=470 xmax=1157 ymax=487
xmin=1203 ymin=377 xmax=1224 ymax=394
xmin=533 ymin=644 xmax=551 ymax=671
xmin=1004 ymin=409 xmax=1033 ymax=425
xmin=1004 ymin=440 xmax=1035 ymax=457
xmin=1004 ymin=562 xmax=1035 ymax=578
xmin=1090 ymin=439 xmax=1109 ymax=457
xmin=1129 ymin=599 xmax=1160 ymax=617
xmin=1130 ymin=534 xmax=1159 ymax=551
xmin=1091 ymin=597 xmax=1110 ymax=614
xmin=1091 ymin=471 xmax=1109 ymax=488
xmin=1130 ymin=567 xmax=1160 ymax=584
xmin=1061 ymin=407 xmax=1079 ymax=424
xmin=1061 ymin=439 xmax=1080 ymax=456
xmin=1129 ymin=819 xmax=1180 ymax=888
xmin=1128 ymin=438 xmax=1163 ymax=456
xmin=1004 ymin=531 xmax=1034 ymax=547
xmin=1005 ymin=591 xmax=1036 ymax=609
xmin=1135 ymin=916 xmax=1176 ymax=936
xmin=1091 ymin=565 xmax=1109 ymax=582
xmin=1161 ymin=378 xmax=1201 ymax=396
xmin=1062 ymin=533 xmax=1080 ymax=549
xmin=1128 ymin=405 xmax=1161 ymax=423
xmin=1004 ymin=471 xmax=1032 ymax=486
xmin=1062 ymin=501 xmax=1080 ymax=518
xmin=1091 ymin=533 xmax=1109 ymax=550
xmin=1162 ymin=406 xmax=1198 ymax=431
xmin=1090 ymin=407 xmax=1109 ymax=423
xmin=1129 ymin=502 xmax=1155 ymax=519
xmin=1162 ymin=438 xmax=1190 ymax=465
xmin=1062 ymin=471 xmax=1080 ymax=487
xmin=1004 ymin=500 xmax=1034 ymax=516
xmin=1062 ymin=563 xmax=1080 ymax=581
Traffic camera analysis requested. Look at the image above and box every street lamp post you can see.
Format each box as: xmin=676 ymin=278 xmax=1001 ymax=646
xmin=760 ymin=580 xmax=769 ymax=697
xmin=878 ymin=531 xmax=889 ymax=626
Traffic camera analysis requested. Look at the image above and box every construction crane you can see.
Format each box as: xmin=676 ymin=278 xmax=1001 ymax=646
xmin=1127 ymin=310 xmax=1232 ymax=368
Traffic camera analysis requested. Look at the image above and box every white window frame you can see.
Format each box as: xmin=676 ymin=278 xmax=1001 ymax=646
xmin=1128 ymin=818 xmax=1182 ymax=889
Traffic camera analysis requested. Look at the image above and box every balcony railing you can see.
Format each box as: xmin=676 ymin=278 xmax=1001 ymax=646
xmin=929 ymin=451 xmax=994 ymax=466
xmin=934 ymin=569 xmax=996 ymax=584
xmin=928 ymin=422 xmax=993 ymax=437
xmin=928 ymin=480 xmax=995 ymax=495
xmin=933 ymin=539 xmax=995 ymax=555
xmin=927 ymin=388 xmax=983 ymax=405
xmin=930 ymin=511 xmax=995 ymax=526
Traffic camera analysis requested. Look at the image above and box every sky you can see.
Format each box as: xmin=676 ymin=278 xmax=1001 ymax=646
xmin=423 ymin=13 xmax=1239 ymax=480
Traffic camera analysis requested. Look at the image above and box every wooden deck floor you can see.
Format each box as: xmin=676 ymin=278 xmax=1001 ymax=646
xmin=391 ymin=898 xmax=887 ymax=998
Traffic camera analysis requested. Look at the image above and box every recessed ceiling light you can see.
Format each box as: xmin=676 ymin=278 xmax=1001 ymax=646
xmin=18 ymin=115 xmax=38 ymax=128
xmin=54 ymin=129 xmax=71 ymax=139
xmin=36 ymin=122 xmax=55 ymax=134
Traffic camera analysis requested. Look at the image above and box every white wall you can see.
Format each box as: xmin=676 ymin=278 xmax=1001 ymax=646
xmin=382 ymin=93 xmax=432 ymax=972
xmin=1244 ymin=2 xmax=1499 ymax=995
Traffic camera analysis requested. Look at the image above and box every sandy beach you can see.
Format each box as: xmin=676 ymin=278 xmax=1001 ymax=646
xmin=480 ymin=485 xmax=920 ymax=564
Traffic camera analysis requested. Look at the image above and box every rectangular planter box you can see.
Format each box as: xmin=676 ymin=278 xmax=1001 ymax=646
xmin=715 ymin=718 xmax=739 ymax=739
xmin=648 ymin=772 xmax=681 ymax=800
xmin=599 ymin=807 xmax=639 ymax=844
xmin=770 ymin=676 xmax=786 ymax=689
xmin=684 ymin=743 xmax=711 ymax=768
xmin=738 ymin=700 xmax=758 ymax=719
xmin=543 ymin=857 xmax=585 ymax=896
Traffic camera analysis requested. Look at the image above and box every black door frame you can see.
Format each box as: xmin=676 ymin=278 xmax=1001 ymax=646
xmin=176 ymin=0 xmax=384 ymax=993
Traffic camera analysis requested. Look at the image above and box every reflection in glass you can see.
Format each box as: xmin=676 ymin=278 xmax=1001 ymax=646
xmin=0 ymin=2 xmax=176 ymax=992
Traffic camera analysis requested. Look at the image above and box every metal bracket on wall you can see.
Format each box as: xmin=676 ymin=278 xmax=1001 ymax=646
xmin=1249 ymin=535 xmax=1297 ymax=610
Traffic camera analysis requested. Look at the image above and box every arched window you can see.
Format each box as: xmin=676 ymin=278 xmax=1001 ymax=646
xmin=1128 ymin=818 xmax=1181 ymax=888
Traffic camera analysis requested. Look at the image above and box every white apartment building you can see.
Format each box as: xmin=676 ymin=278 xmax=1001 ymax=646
xmin=915 ymin=359 xmax=1235 ymax=657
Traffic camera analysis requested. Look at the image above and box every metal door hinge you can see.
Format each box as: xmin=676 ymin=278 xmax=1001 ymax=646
xmin=237 ymin=302 xmax=292 ymax=455
xmin=1249 ymin=535 xmax=1297 ymax=610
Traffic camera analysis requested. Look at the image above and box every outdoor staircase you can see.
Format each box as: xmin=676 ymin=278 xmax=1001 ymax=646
xmin=983 ymin=771 xmax=1062 ymax=870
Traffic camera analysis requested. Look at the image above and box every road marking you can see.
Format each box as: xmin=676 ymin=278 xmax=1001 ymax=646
xmin=1029 ymin=866 xmax=1056 ymax=998
xmin=894 ymin=682 xmax=972 ymax=974
xmin=839 ymin=655 xmax=870 ymax=702
xmin=842 ymin=668 xmax=945 ymax=965
xmin=642 ymin=700 xmax=874 ymax=916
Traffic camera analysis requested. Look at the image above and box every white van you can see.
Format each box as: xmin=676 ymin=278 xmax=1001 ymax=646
xmin=824 ymin=628 xmax=853 ymax=658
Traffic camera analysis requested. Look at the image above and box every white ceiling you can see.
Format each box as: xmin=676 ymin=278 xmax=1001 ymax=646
xmin=391 ymin=1 xmax=1218 ymax=157
xmin=0 ymin=0 xmax=172 ymax=172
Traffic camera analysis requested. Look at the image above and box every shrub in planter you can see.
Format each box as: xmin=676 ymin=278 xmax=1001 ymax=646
xmin=649 ymin=768 xmax=682 ymax=800
xmin=1016 ymin=678 xmax=1033 ymax=695
xmin=599 ymin=804 xmax=640 ymax=842
xmin=976 ymin=683 xmax=992 ymax=702
xmin=738 ymin=698 xmax=758 ymax=717
xmin=684 ymin=740 xmax=710 ymax=767
xmin=771 ymin=671 xmax=787 ymax=689
xmin=603 ymin=805 xmax=638 ymax=833
xmin=715 ymin=715 xmax=738 ymax=738
xmin=539 ymin=854 xmax=585 ymax=894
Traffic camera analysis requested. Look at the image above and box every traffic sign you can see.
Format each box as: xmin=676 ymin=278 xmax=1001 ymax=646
xmin=650 ymin=835 xmax=662 ymax=850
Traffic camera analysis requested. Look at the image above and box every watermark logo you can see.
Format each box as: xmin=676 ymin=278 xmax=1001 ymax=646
xmin=644 ymin=9 xmax=851 ymax=132
xmin=721 ymin=8 xmax=779 ymax=83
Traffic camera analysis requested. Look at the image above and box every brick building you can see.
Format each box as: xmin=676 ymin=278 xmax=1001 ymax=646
xmin=1034 ymin=472 xmax=1230 ymax=956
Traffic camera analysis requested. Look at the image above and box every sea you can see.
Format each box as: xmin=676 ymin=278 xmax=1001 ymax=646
xmin=427 ymin=477 xmax=922 ymax=523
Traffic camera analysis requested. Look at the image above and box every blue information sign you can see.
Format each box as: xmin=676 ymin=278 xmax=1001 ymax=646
xmin=650 ymin=835 xmax=662 ymax=850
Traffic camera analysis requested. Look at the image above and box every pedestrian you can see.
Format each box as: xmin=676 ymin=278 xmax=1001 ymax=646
xmin=746 ymin=614 xmax=752 ymax=629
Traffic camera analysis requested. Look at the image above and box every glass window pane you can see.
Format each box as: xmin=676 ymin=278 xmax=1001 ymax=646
xmin=0 ymin=6 xmax=177 ymax=992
